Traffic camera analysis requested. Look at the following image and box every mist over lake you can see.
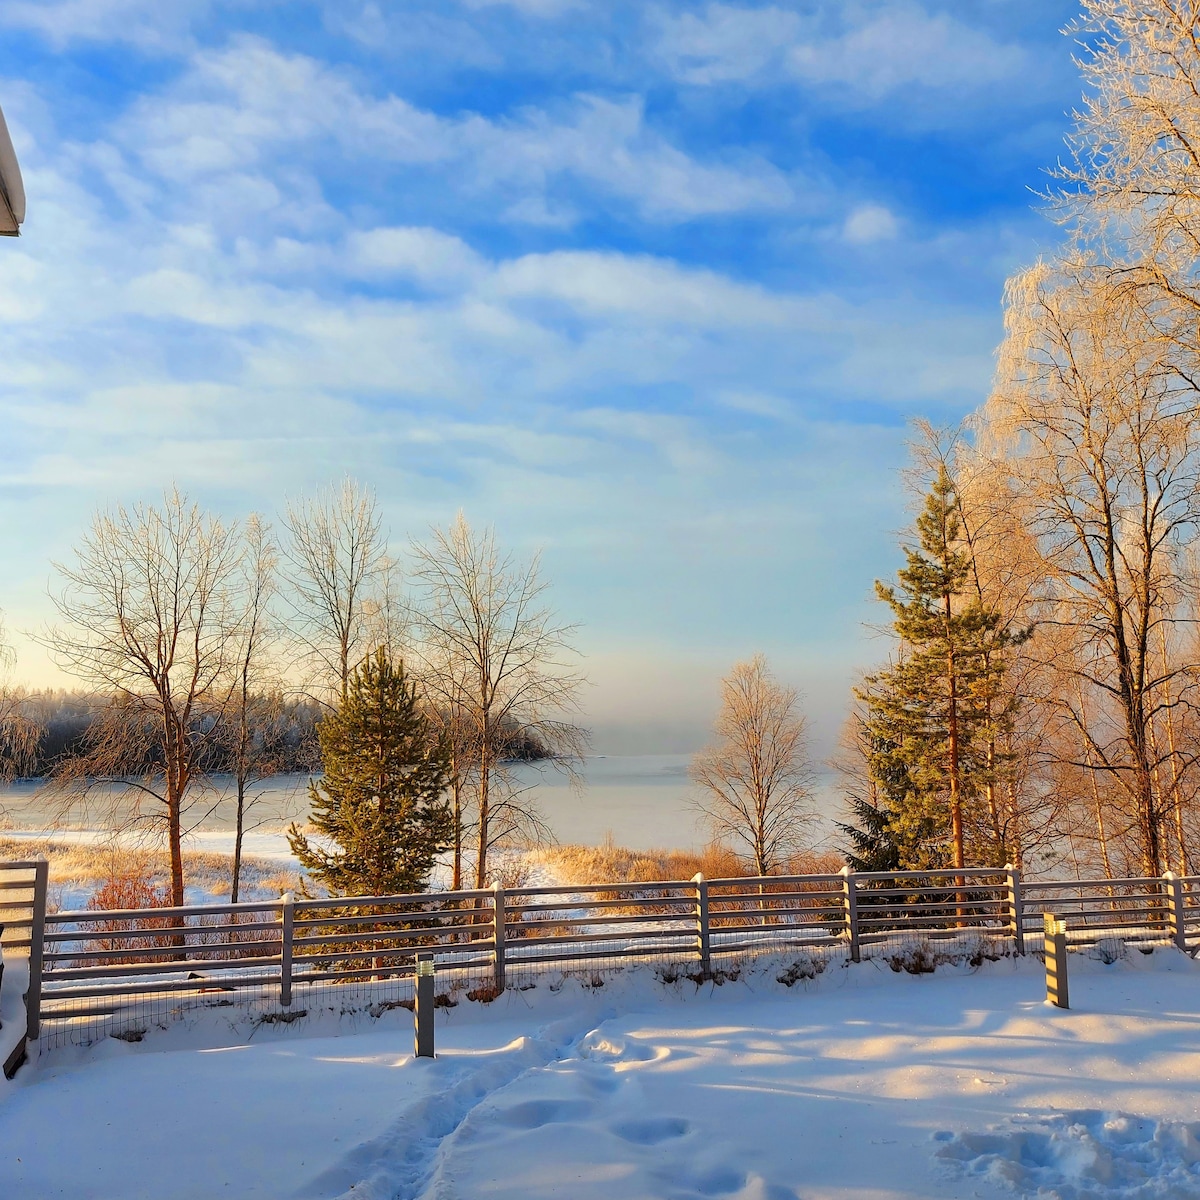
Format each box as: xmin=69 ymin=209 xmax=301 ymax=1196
xmin=0 ymin=755 xmax=842 ymax=855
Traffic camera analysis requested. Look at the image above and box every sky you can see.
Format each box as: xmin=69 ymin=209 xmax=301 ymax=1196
xmin=0 ymin=0 xmax=1084 ymax=756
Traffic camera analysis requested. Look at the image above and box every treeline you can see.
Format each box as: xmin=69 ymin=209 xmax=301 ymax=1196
xmin=2 ymin=690 xmax=554 ymax=780
xmin=840 ymin=3 xmax=1200 ymax=882
xmin=6 ymin=691 xmax=321 ymax=777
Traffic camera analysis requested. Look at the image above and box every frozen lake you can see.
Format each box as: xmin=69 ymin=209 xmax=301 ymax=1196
xmin=0 ymin=755 xmax=841 ymax=854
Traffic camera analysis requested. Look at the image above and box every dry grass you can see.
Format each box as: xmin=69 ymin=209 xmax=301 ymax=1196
xmin=0 ymin=837 xmax=302 ymax=903
xmin=540 ymin=839 xmax=842 ymax=886
xmin=533 ymin=840 xmax=846 ymax=925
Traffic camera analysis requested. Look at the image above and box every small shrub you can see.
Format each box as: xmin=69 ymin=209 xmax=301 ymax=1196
xmin=368 ymin=998 xmax=413 ymax=1016
xmin=882 ymin=938 xmax=937 ymax=975
xmin=1089 ymin=937 xmax=1127 ymax=964
xmin=686 ymin=965 xmax=740 ymax=986
xmin=88 ymin=863 xmax=170 ymax=913
xmin=81 ymin=864 xmax=174 ymax=965
xmin=466 ymin=983 xmax=504 ymax=1004
xmin=256 ymin=1009 xmax=308 ymax=1026
xmin=777 ymin=956 xmax=824 ymax=987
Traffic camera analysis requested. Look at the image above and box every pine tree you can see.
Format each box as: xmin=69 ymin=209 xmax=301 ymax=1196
xmin=837 ymin=694 xmax=944 ymax=872
xmin=288 ymin=649 xmax=453 ymax=897
xmin=839 ymin=794 xmax=902 ymax=873
xmin=847 ymin=469 xmax=1021 ymax=870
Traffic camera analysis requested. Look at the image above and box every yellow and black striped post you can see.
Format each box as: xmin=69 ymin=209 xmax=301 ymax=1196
xmin=1044 ymin=913 xmax=1068 ymax=1009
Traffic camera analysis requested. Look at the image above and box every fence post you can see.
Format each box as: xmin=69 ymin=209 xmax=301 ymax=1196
xmin=1005 ymin=864 xmax=1025 ymax=956
xmin=1044 ymin=913 xmax=1068 ymax=1009
xmin=840 ymin=865 xmax=860 ymax=963
xmin=491 ymin=882 xmax=506 ymax=994
xmin=24 ymin=860 xmax=47 ymax=1043
xmin=279 ymin=891 xmax=294 ymax=1008
xmin=692 ymin=872 xmax=711 ymax=976
xmin=1163 ymin=872 xmax=1187 ymax=953
xmin=414 ymin=952 xmax=435 ymax=1058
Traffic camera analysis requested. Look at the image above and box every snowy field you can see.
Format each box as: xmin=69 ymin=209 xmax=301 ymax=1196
xmin=2 ymin=949 xmax=1200 ymax=1199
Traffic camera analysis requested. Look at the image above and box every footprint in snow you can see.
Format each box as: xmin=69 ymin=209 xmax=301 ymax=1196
xmin=610 ymin=1116 xmax=691 ymax=1145
xmin=578 ymin=1030 xmax=661 ymax=1062
xmin=490 ymin=1098 xmax=595 ymax=1129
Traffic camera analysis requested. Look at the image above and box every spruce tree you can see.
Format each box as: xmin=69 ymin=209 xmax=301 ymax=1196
xmin=288 ymin=649 xmax=453 ymax=897
xmin=837 ymin=701 xmax=941 ymax=872
xmin=846 ymin=468 xmax=1021 ymax=870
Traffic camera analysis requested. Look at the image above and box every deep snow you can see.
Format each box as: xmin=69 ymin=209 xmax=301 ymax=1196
xmin=2 ymin=948 xmax=1200 ymax=1199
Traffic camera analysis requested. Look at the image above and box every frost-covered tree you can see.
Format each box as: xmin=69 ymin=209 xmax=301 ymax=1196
xmin=691 ymin=654 xmax=814 ymax=876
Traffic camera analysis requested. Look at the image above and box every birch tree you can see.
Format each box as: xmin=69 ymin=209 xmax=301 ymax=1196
xmin=1056 ymin=1 xmax=1200 ymax=317
xmin=282 ymin=479 xmax=389 ymax=702
xmin=691 ymin=654 xmax=814 ymax=876
xmin=224 ymin=514 xmax=284 ymax=902
xmin=410 ymin=515 xmax=585 ymax=888
xmin=988 ymin=263 xmax=1200 ymax=875
xmin=44 ymin=490 xmax=244 ymax=907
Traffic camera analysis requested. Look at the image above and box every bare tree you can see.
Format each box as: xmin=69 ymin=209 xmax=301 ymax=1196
xmin=0 ymin=618 xmax=40 ymax=784
xmin=42 ymin=490 xmax=244 ymax=906
xmin=224 ymin=514 xmax=286 ymax=902
xmin=281 ymin=479 xmax=388 ymax=702
xmin=1055 ymin=1 xmax=1200 ymax=318
xmin=410 ymin=514 xmax=586 ymax=888
xmin=421 ymin=695 xmax=478 ymax=892
xmin=987 ymin=262 xmax=1200 ymax=876
xmin=691 ymin=654 xmax=815 ymax=876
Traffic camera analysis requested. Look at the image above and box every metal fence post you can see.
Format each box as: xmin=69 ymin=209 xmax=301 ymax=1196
xmin=414 ymin=952 xmax=435 ymax=1058
xmin=491 ymin=882 xmax=506 ymax=994
xmin=692 ymin=872 xmax=711 ymax=976
xmin=1163 ymin=872 xmax=1187 ymax=953
xmin=24 ymin=860 xmax=47 ymax=1042
xmin=1005 ymin=864 xmax=1025 ymax=956
xmin=1044 ymin=912 xmax=1068 ymax=1008
xmin=840 ymin=865 xmax=860 ymax=963
xmin=279 ymin=891 xmax=294 ymax=1007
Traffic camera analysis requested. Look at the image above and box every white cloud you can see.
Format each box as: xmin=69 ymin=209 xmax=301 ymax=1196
xmin=655 ymin=2 xmax=1031 ymax=113
xmin=0 ymin=0 xmax=208 ymax=52
xmin=490 ymin=250 xmax=817 ymax=327
xmin=344 ymin=227 xmax=487 ymax=288
xmin=788 ymin=5 xmax=1024 ymax=98
xmin=113 ymin=38 xmax=794 ymax=226
xmin=843 ymin=203 xmax=898 ymax=244
xmin=655 ymin=4 xmax=803 ymax=86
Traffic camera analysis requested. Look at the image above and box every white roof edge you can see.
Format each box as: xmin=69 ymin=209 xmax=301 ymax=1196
xmin=0 ymin=102 xmax=26 ymax=234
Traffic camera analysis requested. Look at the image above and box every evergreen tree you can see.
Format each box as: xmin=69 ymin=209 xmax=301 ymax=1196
xmin=837 ymin=696 xmax=944 ymax=872
xmin=846 ymin=469 xmax=1021 ymax=870
xmin=288 ymin=649 xmax=453 ymax=896
xmin=839 ymin=794 xmax=902 ymax=873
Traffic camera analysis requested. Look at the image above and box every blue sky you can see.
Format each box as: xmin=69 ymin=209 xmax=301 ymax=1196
xmin=0 ymin=0 xmax=1082 ymax=753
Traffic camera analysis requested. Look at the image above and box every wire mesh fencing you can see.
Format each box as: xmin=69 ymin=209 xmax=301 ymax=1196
xmin=0 ymin=862 xmax=1195 ymax=1056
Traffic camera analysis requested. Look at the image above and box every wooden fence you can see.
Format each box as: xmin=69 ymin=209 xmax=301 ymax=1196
xmin=1 ymin=863 xmax=1197 ymax=1064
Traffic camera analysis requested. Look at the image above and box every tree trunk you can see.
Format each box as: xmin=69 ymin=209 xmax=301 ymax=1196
xmin=944 ymin=590 xmax=965 ymax=923
xmin=451 ymin=774 xmax=463 ymax=892
xmin=475 ymin=739 xmax=490 ymax=890
xmin=232 ymin=776 xmax=246 ymax=904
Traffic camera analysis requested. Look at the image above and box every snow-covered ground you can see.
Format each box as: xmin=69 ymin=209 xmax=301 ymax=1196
xmin=3 ymin=947 xmax=1200 ymax=1198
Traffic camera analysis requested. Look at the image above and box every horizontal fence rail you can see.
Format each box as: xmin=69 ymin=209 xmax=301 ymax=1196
xmin=2 ymin=862 xmax=1198 ymax=1055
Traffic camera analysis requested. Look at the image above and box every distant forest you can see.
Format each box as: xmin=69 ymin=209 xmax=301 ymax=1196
xmin=5 ymin=691 xmax=552 ymax=780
